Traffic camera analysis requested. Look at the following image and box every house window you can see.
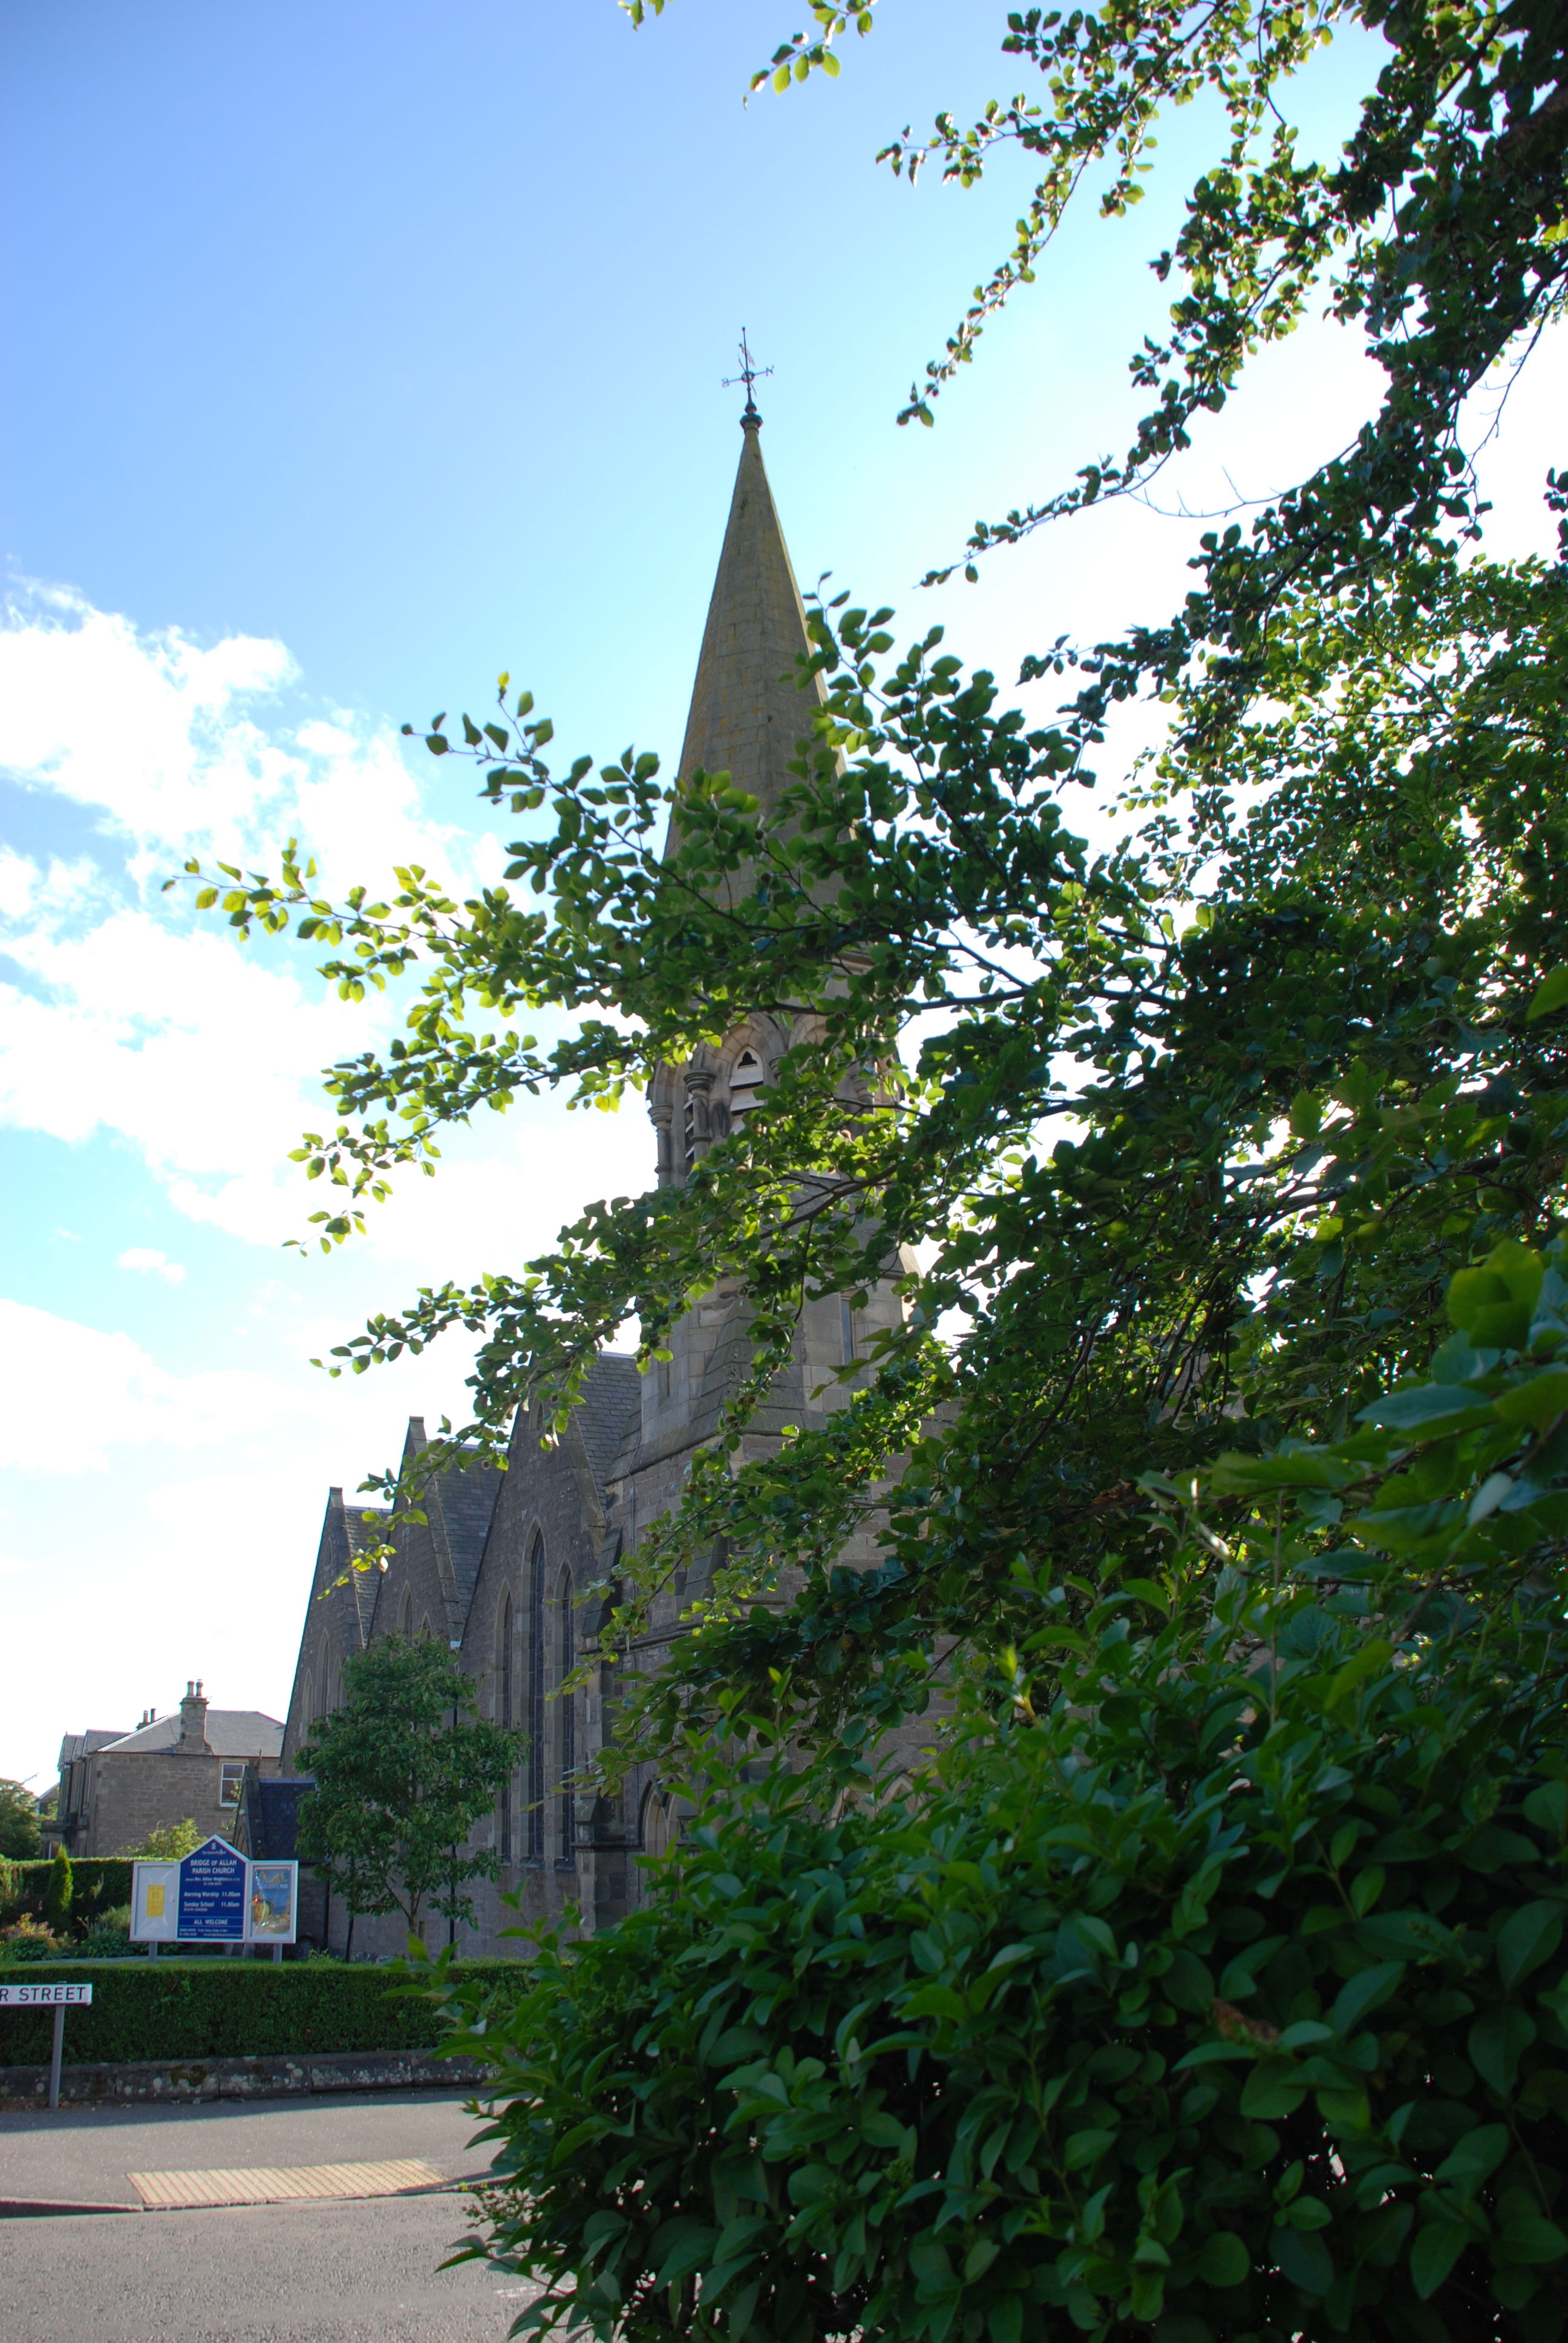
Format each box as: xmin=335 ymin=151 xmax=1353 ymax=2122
xmin=220 ymin=1763 xmax=245 ymax=1806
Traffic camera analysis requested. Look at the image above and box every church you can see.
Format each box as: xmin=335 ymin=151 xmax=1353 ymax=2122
xmin=280 ymin=405 xmax=908 ymax=1957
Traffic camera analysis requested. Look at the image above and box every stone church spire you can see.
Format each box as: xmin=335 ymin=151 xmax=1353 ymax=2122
xmin=668 ymin=410 xmax=827 ymax=863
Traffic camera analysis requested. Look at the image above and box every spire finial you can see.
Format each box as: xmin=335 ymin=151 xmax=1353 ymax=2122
xmin=722 ymin=327 xmax=773 ymax=429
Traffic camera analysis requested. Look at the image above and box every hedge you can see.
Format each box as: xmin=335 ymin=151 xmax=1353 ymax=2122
xmin=0 ymin=1858 xmax=132 ymax=1931
xmin=0 ymin=1957 xmax=531 ymax=2067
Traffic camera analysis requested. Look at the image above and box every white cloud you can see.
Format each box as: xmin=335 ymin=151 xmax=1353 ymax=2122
xmin=0 ymin=1299 xmax=300 ymax=1475
xmin=0 ymin=590 xmax=529 ymax=1246
xmin=117 ymin=1247 xmax=187 ymax=1286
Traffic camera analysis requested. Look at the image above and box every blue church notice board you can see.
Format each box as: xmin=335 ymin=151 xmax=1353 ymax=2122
xmin=131 ymin=1837 xmax=298 ymax=1945
xmin=177 ymin=1838 xmax=249 ymax=1940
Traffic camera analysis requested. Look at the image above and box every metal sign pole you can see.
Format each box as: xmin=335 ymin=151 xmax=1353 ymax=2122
xmin=48 ymin=2005 xmax=65 ymax=2111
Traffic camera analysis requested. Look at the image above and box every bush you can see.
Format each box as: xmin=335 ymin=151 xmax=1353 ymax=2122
xmin=78 ymin=1907 xmax=134 ymax=1960
xmin=0 ymin=1917 xmax=64 ymax=1964
xmin=438 ymin=1548 xmax=1568 ymax=2343
xmin=119 ymin=1820 xmax=203 ymax=1860
xmin=0 ymin=1858 xmax=132 ymax=1933
xmin=41 ymin=1847 xmax=72 ymax=1935
xmin=0 ymin=1955 xmax=530 ymax=2068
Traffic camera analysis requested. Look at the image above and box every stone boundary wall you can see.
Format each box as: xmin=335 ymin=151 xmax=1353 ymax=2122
xmin=0 ymin=2046 xmax=500 ymax=2108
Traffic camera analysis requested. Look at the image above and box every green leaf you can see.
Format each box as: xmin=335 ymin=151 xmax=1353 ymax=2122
xmin=1495 ymin=1901 xmax=1564 ymax=1991
xmin=1063 ymin=2128 xmax=1117 ymax=2170
xmin=1357 ymin=1383 xmax=1496 ymax=1433
xmin=1411 ymin=2220 xmax=1470 ymax=2299
xmin=1469 ymin=2005 xmax=1537 ymax=2094
xmin=1210 ymin=1449 xmax=1354 ymax=1492
xmin=1526 ymin=966 xmax=1568 ymax=1021
xmin=1273 ymin=2222 xmax=1333 ymax=2296
xmin=1436 ymin=2125 xmax=1510 ymax=2187
xmin=1198 ymin=2232 xmax=1249 ymax=2289
xmin=1493 ymin=2215 xmax=1568 ymax=2265
xmin=1331 ymin=1961 xmax=1405 ymax=2034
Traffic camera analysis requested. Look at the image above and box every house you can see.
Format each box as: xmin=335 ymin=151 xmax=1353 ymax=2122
xmin=48 ymin=1682 xmax=284 ymax=1857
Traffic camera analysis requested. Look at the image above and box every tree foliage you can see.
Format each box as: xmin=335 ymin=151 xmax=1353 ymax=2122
xmin=41 ymin=1846 xmax=73 ymax=1935
xmin=0 ymin=1781 xmax=41 ymax=1863
xmin=296 ymin=1634 xmax=523 ymax=1940
xmin=188 ymin=1 xmax=1568 ymax=2336
xmin=119 ymin=1818 xmax=205 ymax=1861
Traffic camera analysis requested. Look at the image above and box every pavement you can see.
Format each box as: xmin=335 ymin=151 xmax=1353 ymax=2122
xmin=0 ymin=2090 xmax=538 ymax=2341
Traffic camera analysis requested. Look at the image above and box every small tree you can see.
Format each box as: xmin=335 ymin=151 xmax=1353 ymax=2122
xmin=0 ymin=1781 xmax=40 ymax=1861
xmin=119 ymin=1819 xmax=203 ymax=1860
xmin=40 ymin=1846 xmax=72 ymax=1936
xmin=296 ymin=1634 xmax=524 ymax=1946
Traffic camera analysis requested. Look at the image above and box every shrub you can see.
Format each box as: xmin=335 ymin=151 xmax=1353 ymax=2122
xmin=120 ymin=1820 xmax=203 ymax=1860
xmin=40 ymin=1847 xmax=72 ymax=1935
xmin=442 ymin=1592 xmax=1568 ymax=2343
xmin=435 ymin=1262 xmax=1568 ymax=2343
xmin=0 ymin=1916 xmax=64 ymax=1964
xmin=79 ymin=1907 xmax=134 ymax=1960
xmin=0 ymin=1856 xmax=131 ymax=1933
xmin=0 ymin=1955 xmax=530 ymax=2066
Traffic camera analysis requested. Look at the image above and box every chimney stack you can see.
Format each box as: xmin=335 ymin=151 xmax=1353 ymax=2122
xmin=178 ymin=1680 xmax=209 ymax=1751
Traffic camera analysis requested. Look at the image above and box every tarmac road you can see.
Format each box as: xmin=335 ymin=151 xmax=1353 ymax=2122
xmin=0 ymin=2089 xmax=535 ymax=2343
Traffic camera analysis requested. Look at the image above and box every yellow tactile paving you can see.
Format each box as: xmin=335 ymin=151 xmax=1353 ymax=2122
xmin=128 ymin=2157 xmax=445 ymax=2209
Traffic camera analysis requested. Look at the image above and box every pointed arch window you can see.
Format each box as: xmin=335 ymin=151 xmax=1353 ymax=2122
xmin=497 ymin=1590 xmax=515 ymax=1864
xmin=398 ymin=1589 xmax=413 ymax=1637
xmin=526 ymin=1532 xmax=547 ymax=1862
xmin=557 ymin=1566 xmax=576 ymax=1863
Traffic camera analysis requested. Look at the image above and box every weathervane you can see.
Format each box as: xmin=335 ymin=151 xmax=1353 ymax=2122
xmin=722 ymin=327 xmax=773 ymax=426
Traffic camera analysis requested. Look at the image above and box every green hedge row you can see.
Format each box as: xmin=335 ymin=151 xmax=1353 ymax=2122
xmin=0 ymin=1859 xmax=132 ymax=1930
xmin=0 ymin=1958 xmax=531 ymax=2067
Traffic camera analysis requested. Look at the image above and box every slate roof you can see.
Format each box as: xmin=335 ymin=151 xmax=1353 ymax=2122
xmin=98 ymin=1711 xmax=284 ymax=1759
xmin=57 ymin=1728 xmax=131 ymax=1770
xmin=578 ymin=1354 xmax=641 ymax=1496
xmin=320 ymin=1489 xmax=388 ymax=1643
xmin=428 ymin=1453 xmax=505 ymax=1621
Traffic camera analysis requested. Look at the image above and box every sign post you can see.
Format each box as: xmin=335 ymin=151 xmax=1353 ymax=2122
xmin=0 ymin=1981 xmax=93 ymax=2110
xmin=131 ymin=1838 xmax=298 ymax=1956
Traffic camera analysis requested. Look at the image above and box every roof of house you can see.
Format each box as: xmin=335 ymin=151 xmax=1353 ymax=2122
xmin=57 ymin=1729 xmax=131 ymax=1769
xmin=97 ymin=1712 xmax=285 ymax=1759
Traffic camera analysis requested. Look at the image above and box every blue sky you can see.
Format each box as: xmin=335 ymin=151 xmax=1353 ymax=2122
xmin=2 ymin=0 xmax=1563 ymax=1794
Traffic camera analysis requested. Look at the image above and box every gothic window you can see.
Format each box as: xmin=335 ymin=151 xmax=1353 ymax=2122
xmin=526 ymin=1532 xmax=546 ymax=1861
xmin=639 ymin=1785 xmax=676 ymax=1898
xmin=557 ymin=1567 xmax=575 ymax=1862
xmin=398 ymin=1589 xmax=413 ymax=1637
xmin=497 ymin=1590 xmax=515 ymax=1864
xmin=728 ymin=1047 xmax=763 ymax=1130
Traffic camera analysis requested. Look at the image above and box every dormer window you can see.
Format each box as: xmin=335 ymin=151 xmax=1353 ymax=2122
xmin=728 ymin=1050 xmax=763 ymax=1128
